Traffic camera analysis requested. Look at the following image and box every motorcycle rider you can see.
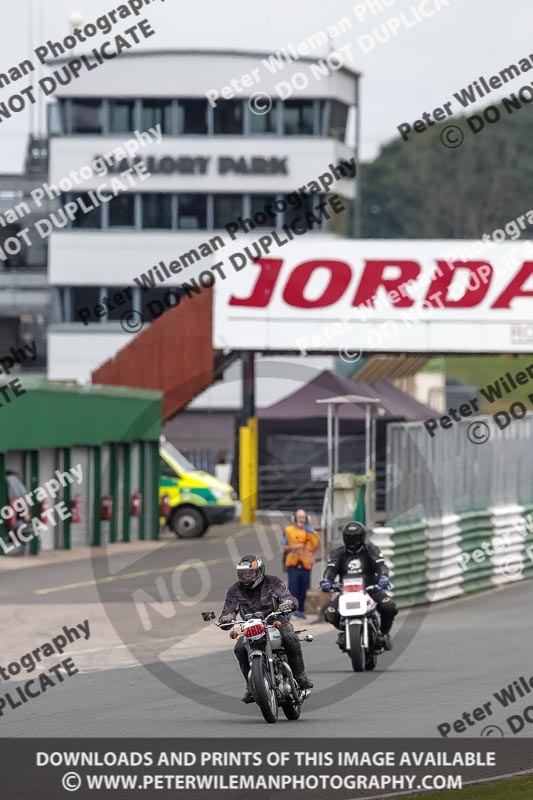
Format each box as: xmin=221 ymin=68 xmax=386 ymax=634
xmin=320 ymin=521 xmax=397 ymax=651
xmin=219 ymin=554 xmax=314 ymax=703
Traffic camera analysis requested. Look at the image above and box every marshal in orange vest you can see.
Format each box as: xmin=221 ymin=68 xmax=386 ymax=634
xmin=283 ymin=524 xmax=320 ymax=570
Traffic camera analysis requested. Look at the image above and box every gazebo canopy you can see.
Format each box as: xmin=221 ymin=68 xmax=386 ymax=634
xmin=258 ymin=370 xmax=433 ymax=422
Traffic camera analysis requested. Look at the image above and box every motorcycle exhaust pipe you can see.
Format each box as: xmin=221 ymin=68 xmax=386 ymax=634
xmin=280 ymin=661 xmax=300 ymax=703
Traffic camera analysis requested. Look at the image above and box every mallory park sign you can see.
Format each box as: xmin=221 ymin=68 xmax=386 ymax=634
xmin=96 ymin=154 xmax=290 ymax=176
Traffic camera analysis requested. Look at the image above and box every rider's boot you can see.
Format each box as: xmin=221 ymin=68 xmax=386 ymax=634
xmin=336 ymin=628 xmax=346 ymax=650
xmin=241 ymin=674 xmax=254 ymax=703
xmin=242 ymin=686 xmax=254 ymax=703
xmin=378 ymin=631 xmax=392 ymax=650
xmin=290 ymin=651 xmax=314 ymax=689
xmin=240 ymin=665 xmax=254 ymax=703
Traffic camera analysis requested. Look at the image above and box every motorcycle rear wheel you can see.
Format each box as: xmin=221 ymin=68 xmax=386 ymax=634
xmin=281 ymin=699 xmax=301 ymax=720
xmin=348 ymin=620 xmax=365 ymax=672
xmin=365 ymin=652 xmax=377 ymax=670
xmin=250 ymin=657 xmax=278 ymax=723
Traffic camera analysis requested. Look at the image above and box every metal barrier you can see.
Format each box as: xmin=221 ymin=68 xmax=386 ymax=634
xmin=385 ymin=412 xmax=533 ymax=525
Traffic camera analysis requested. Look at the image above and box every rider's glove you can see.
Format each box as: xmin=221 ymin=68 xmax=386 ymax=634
xmin=378 ymin=575 xmax=391 ymax=589
xmin=278 ymin=600 xmax=293 ymax=614
xmin=319 ymin=579 xmax=332 ymax=592
xmin=219 ymin=614 xmax=235 ymax=625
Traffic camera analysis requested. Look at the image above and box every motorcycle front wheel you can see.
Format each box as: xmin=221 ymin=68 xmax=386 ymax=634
xmin=250 ymin=656 xmax=278 ymax=723
xmin=348 ymin=620 xmax=365 ymax=672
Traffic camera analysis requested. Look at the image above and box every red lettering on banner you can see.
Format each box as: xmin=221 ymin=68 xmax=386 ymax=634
xmin=229 ymin=258 xmax=283 ymax=307
xmin=281 ymin=260 xmax=352 ymax=308
xmin=424 ymin=261 xmax=493 ymax=307
xmin=491 ymin=262 xmax=533 ymax=308
xmin=226 ymin=256 xmax=533 ymax=311
xmin=352 ymin=260 xmax=420 ymax=307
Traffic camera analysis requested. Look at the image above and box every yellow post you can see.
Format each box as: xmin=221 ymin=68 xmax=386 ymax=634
xmin=247 ymin=416 xmax=258 ymax=522
xmin=239 ymin=425 xmax=252 ymax=524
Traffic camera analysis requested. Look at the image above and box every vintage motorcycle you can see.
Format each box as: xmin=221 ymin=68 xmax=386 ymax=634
xmin=201 ymin=609 xmax=313 ymax=724
xmin=331 ymin=578 xmax=392 ymax=672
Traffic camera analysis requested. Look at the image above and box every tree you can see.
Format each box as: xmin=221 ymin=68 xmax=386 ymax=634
xmin=361 ymin=103 xmax=533 ymax=239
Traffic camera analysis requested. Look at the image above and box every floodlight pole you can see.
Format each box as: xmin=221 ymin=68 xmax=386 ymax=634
xmin=364 ymin=403 xmax=371 ymax=528
xmin=326 ymin=402 xmax=333 ymax=554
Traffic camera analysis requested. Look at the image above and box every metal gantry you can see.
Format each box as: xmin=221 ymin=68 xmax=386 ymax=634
xmin=316 ymin=394 xmax=380 ymax=554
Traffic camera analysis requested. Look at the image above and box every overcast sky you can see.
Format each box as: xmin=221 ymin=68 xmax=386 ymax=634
xmin=0 ymin=0 xmax=531 ymax=171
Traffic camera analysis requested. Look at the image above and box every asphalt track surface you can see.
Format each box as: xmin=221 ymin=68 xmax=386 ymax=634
xmin=0 ymin=522 xmax=532 ymax=738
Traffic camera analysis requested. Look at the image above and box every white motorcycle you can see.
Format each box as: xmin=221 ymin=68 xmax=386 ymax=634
xmin=332 ymin=578 xmax=390 ymax=672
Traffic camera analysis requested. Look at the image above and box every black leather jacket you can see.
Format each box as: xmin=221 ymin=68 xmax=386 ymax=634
xmin=220 ymin=575 xmax=298 ymax=620
xmin=323 ymin=542 xmax=389 ymax=584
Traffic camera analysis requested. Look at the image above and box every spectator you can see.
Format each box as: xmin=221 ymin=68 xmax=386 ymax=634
xmin=281 ymin=509 xmax=320 ymax=619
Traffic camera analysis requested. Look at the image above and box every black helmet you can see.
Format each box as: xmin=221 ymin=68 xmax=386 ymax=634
xmin=237 ymin=555 xmax=265 ymax=589
xmin=342 ymin=521 xmax=367 ymax=552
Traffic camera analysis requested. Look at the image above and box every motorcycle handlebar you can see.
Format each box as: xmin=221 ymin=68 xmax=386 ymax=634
xmin=329 ymin=582 xmax=394 ymax=592
xmin=217 ymin=610 xmax=284 ymax=630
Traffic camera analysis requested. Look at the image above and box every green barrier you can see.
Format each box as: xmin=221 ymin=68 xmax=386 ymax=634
xmin=388 ymin=521 xmax=428 ymax=608
xmin=457 ymin=510 xmax=494 ymax=594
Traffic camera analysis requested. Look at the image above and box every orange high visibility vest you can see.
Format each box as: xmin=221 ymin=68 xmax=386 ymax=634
xmin=283 ymin=525 xmax=320 ymax=570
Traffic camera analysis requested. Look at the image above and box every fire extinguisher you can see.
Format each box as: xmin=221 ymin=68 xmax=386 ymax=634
xmin=101 ymin=495 xmax=113 ymax=521
xmin=5 ymin=502 xmax=17 ymax=531
xmin=71 ymin=496 xmax=81 ymax=524
xmin=159 ymin=493 xmax=170 ymax=518
xmin=131 ymin=491 xmax=142 ymax=517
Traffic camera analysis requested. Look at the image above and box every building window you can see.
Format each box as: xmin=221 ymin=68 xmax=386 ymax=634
xmin=71 ymin=287 xmax=101 ymax=322
xmin=249 ymin=101 xmax=277 ymax=134
xmin=328 ymin=101 xmax=349 ymax=142
xmin=142 ymin=99 xmax=173 ymax=135
xmin=250 ymin=195 xmax=277 ymax=227
xmin=49 ymin=100 xmax=67 ymax=135
xmin=105 ymin=287 xmax=134 ymax=321
xmin=71 ymin=99 xmax=103 ymax=134
xmin=213 ymin=195 xmax=243 ymax=229
xmin=109 ymin=99 xmax=136 ymax=133
xmin=283 ymin=99 xmax=314 ymax=135
xmin=283 ymin=193 xmax=321 ymax=229
xmin=108 ymin=194 xmax=136 ymax=227
xmin=178 ymin=194 xmax=207 ymax=229
xmin=69 ymin=194 xmax=102 ymax=229
xmin=142 ymin=194 xmax=173 ymax=229
xmin=140 ymin=287 xmax=181 ymax=319
xmin=213 ymin=100 xmax=243 ymax=134
xmin=178 ymin=100 xmax=208 ymax=135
